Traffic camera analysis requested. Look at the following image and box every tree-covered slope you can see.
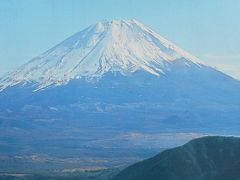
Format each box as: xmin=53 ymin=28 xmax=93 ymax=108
xmin=113 ymin=136 xmax=240 ymax=180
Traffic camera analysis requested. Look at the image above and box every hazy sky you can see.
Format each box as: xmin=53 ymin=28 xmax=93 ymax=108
xmin=1 ymin=0 xmax=240 ymax=79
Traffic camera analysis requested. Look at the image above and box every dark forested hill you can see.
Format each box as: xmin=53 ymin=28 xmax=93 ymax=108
xmin=113 ymin=136 xmax=240 ymax=180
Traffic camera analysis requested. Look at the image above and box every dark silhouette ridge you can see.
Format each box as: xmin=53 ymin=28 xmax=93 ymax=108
xmin=113 ymin=136 xmax=240 ymax=180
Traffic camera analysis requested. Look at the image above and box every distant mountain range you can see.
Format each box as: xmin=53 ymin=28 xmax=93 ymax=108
xmin=113 ymin=136 xmax=240 ymax=180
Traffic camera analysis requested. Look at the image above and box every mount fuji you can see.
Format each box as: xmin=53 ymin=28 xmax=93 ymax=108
xmin=0 ymin=19 xmax=240 ymax=170
xmin=0 ymin=19 xmax=239 ymax=111
xmin=0 ymin=19 xmax=203 ymax=91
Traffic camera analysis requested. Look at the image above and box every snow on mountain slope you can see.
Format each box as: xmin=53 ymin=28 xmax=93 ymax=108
xmin=0 ymin=19 xmax=204 ymax=91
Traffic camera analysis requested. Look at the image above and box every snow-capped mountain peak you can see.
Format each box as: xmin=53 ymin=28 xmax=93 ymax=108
xmin=0 ymin=19 xmax=203 ymax=91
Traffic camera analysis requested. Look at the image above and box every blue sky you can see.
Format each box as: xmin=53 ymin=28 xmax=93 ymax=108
xmin=1 ymin=0 xmax=240 ymax=79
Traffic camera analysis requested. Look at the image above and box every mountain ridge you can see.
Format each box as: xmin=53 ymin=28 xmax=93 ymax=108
xmin=113 ymin=136 xmax=240 ymax=180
